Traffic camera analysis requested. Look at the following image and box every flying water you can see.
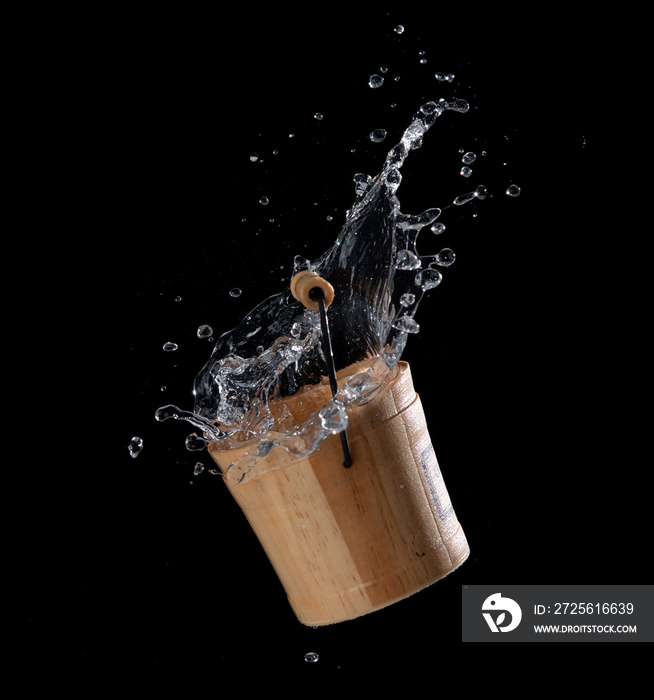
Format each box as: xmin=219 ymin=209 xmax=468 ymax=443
xmin=156 ymin=98 xmax=486 ymax=483
xmin=128 ymin=436 xmax=144 ymax=458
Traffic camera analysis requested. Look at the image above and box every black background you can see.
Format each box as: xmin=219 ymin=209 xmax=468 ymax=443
xmin=14 ymin=9 xmax=646 ymax=672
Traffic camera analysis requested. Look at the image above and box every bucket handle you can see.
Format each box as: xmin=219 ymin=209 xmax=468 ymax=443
xmin=291 ymin=271 xmax=352 ymax=468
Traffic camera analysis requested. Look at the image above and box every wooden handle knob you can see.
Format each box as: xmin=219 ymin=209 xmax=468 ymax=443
xmin=290 ymin=271 xmax=335 ymax=311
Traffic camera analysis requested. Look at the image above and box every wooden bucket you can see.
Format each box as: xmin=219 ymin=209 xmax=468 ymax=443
xmin=208 ymin=361 xmax=469 ymax=626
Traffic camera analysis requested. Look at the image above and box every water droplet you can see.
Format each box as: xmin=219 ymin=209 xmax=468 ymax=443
xmin=197 ymin=324 xmax=213 ymax=339
xmin=314 ymin=112 xmax=324 ymax=120
xmin=174 ymin=295 xmax=182 ymax=302
xmin=163 ymin=341 xmax=178 ymax=352
xmin=400 ymin=293 xmax=416 ymax=307
xmin=128 ymin=436 xmax=143 ymax=458
xmin=462 ymin=151 xmax=476 ymax=165
xmin=460 ymin=166 xmax=473 ymax=178
xmin=435 ymin=248 xmax=456 ymax=267
xmin=368 ymin=74 xmax=384 ymax=88
xmin=431 ymin=222 xmax=446 ymax=235
xmin=369 ymin=128 xmax=387 ymax=143
xmin=155 ymin=405 xmax=189 ymax=424
xmin=394 ymin=25 xmax=405 ymax=34
xmin=474 ymin=185 xmax=488 ymax=200
xmin=447 ymin=99 xmax=469 ymax=113
xmin=229 ymin=288 xmax=242 ymax=298
xmin=453 ymin=191 xmax=475 ymax=206
xmin=304 ymin=652 xmax=319 ymax=663
xmin=290 ymin=322 xmax=302 ymax=338
xmin=393 ymin=315 xmax=420 ymax=334
xmin=185 ymin=433 xmax=207 ymax=452
xmin=249 ymin=152 xmax=258 ymax=162
xmin=395 ymin=249 xmax=422 ymax=271
xmin=193 ymin=462 xmax=205 ymax=476
xmin=380 ymin=65 xmax=389 ymax=74
xmin=506 ymin=184 xmax=521 ymax=197
xmin=259 ymin=196 xmax=269 ymax=206
xmin=415 ymin=268 xmax=443 ymax=290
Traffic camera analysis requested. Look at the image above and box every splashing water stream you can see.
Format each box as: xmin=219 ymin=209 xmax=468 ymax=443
xmin=156 ymin=98 xmax=484 ymax=483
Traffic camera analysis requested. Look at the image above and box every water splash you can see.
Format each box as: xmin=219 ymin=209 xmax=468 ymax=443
xmin=453 ymin=185 xmax=487 ymax=206
xmin=197 ymin=324 xmax=213 ymax=339
xmin=128 ymin=436 xmax=144 ymax=458
xmin=436 ymin=248 xmax=456 ymax=266
xmin=157 ymin=99 xmax=483 ymax=482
